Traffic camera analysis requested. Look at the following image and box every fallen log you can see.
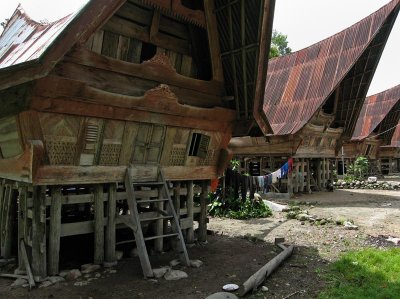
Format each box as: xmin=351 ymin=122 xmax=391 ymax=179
xmin=0 ymin=273 xmax=28 ymax=280
xmin=241 ymin=243 xmax=294 ymax=296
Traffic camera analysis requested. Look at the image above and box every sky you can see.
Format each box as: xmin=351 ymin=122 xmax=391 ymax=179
xmin=0 ymin=0 xmax=398 ymax=96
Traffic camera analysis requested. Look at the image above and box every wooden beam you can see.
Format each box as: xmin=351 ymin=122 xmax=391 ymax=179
xmin=48 ymin=186 xmax=62 ymax=275
xmin=0 ymin=185 xmax=15 ymax=258
xmin=94 ymin=185 xmax=104 ymax=265
xmin=105 ymin=183 xmax=117 ymax=266
xmin=32 ymin=186 xmax=47 ymax=280
xmin=17 ymin=186 xmax=27 ymax=272
xmin=186 ymin=181 xmax=194 ymax=244
xmin=198 ymin=180 xmax=208 ymax=242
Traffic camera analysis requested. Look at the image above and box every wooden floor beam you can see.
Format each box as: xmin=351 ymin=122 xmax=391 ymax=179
xmin=32 ymin=186 xmax=47 ymax=280
xmin=94 ymin=185 xmax=104 ymax=265
xmin=48 ymin=186 xmax=62 ymax=275
xmin=198 ymin=180 xmax=208 ymax=242
xmin=105 ymin=183 xmax=117 ymax=266
xmin=186 ymin=181 xmax=194 ymax=244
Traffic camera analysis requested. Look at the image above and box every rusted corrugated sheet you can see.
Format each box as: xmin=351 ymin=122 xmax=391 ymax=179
xmin=389 ymin=123 xmax=400 ymax=146
xmin=352 ymin=84 xmax=400 ymax=141
xmin=0 ymin=5 xmax=77 ymax=70
xmin=263 ymin=0 xmax=400 ymax=136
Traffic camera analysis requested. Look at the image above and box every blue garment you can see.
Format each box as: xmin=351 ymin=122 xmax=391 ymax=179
xmin=281 ymin=162 xmax=289 ymax=178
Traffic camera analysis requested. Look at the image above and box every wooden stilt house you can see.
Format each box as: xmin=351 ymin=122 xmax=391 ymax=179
xmin=229 ymin=0 xmax=400 ymax=194
xmin=343 ymin=84 xmax=400 ymax=175
xmin=0 ymin=0 xmax=275 ymax=279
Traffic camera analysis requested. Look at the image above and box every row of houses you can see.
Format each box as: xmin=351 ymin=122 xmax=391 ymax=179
xmin=0 ymin=0 xmax=398 ymax=280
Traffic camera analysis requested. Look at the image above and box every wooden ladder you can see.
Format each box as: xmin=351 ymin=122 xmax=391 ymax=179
xmin=121 ymin=166 xmax=190 ymax=278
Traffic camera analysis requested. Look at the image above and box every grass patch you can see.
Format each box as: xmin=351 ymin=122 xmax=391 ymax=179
xmin=319 ymin=248 xmax=400 ymax=299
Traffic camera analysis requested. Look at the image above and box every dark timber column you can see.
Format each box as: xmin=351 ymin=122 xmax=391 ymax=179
xmin=48 ymin=186 xmax=62 ymax=275
xmin=32 ymin=186 xmax=47 ymax=280
xmin=94 ymin=185 xmax=104 ymax=265
xmin=186 ymin=181 xmax=194 ymax=244
xmin=316 ymin=159 xmax=321 ymax=191
xmin=17 ymin=186 xmax=28 ymax=271
xmin=198 ymin=180 xmax=209 ymax=242
xmin=105 ymin=183 xmax=117 ymax=266
xmin=1 ymin=184 xmax=16 ymax=258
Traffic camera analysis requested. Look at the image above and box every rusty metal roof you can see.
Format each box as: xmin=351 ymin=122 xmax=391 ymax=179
xmin=0 ymin=5 xmax=77 ymax=70
xmin=352 ymin=84 xmax=400 ymax=143
xmin=388 ymin=123 xmax=400 ymax=146
xmin=263 ymin=0 xmax=400 ymax=136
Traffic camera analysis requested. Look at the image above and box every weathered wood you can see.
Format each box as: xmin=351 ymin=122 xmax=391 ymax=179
xmin=17 ymin=186 xmax=28 ymax=271
xmin=198 ymin=180 xmax=208 ymax=242
xmin=48 ymin=186 xmax=62 ymax=275
xmin=241 ymin=244 xmax=294 ymax=296
xmin=32 ymin=186 xmax=47 ymax=280
xmin=300 ymin=159 xmax=305 ymax=192
xmin=105 ymin=183 xmax=117 ymax=266
xmin=306 ymin=159 xmax=311 ymax=193
xmin=20 ymin=240 xmax=36 ymax=289
xmin=0 ymin=185 xmax=14 ymax=258
xmin=94 ymin=185 xmax=104 ymax=265
xmin=0 ymin=180 xmax=4 ymax=249
xmin=316 ymin=159 xmax=321 ymax=190
xmin=186 ymin=181 xmax=194 ymax=244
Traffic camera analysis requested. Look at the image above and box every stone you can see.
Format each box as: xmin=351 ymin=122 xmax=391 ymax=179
xmin=95 ymin=273 xmax=101 ymax=278
xmin=286 ymin=211 xmax=297 ymax=219
xmin=65 ymin=269 xmax=82 ymax=281
xmin=296 ymin=213 xmax=310 ymax=221
xmin=335 ymin=216 xmax=347 ymax=225
xmin=81 ymin=264 xmax=101 ymax=274
xmin=11 ymin=278 xmax=28 ymax=288
xmin=261 ymin=286 xmax=269 ymax=292
xmin=59 ymin=270 xmax=69 ymax=278
xmin=169 ymin=259 xmax=181 ymax=267
xmin=116 ymin=250 xmax=124 ymax=261
xmin=108 ymin=269 xmax=117 ymax=274
xmin=190 ymin=259 xmax=203 ymax=268
xmin=320 ymin=219 xmax=327 ymax=225
xmin=343 ymin=221 xmax=358 ymax=230
xmin=164 ymin=270 xmax=188 ymax=281
xmin=205 ymin=292 xmax=238 ymax=299
xmin=74 ymin=281 xmax=90 ymax=287
xmin=39 ymin=281 xmax=53 ymax=288
xmin=48 ymin=276 xmax=65 ymax=284
xmin=153 ymin=267 xmax=170 ymax=278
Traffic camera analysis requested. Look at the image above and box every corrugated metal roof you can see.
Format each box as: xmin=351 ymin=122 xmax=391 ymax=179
xmin=389 ymin=123 xmax=400 ymax=146
xmin=263 ymin=0 xmax=400 ymax=136
xmin=0 ymin=5 xmax=78 ymax=70
xmin=352 ymin=84 xmax=400 ymax=141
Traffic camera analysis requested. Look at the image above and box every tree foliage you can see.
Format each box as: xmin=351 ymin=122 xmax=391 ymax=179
xmin=269 ymin=30 xmax=291 ymax=58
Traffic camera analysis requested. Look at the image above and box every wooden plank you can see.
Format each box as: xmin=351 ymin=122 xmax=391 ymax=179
xmin=105 ymin=183 xmax=117 ymax=265
xmin=117 ymin=35 xmax=130 ymax=61
xmin=17 ymin=186 xmax=28 ymax=271
xmin=0 ymin=181 xmax=4 ymax=250
xmin=0 ymin=185 xmax=14 ymax=258
xmin=300 ymin=159 xmax=305 ymax=192
xmin=103 ymin=15 xmax=149 ymax=43
xmin=198 ymin=180 xmax=208 ymax=242
xmin=20 ymin=240 xmax=35 ymax=289
xmin=186 ymin=181 xmax=194 ymax=244
xmin=32 ymin=186 xmax=47 ymax=280
xmin=102 ymin=31 xmax=119 ymax=59
xmin=94 ymin=185 xmax=104 ymax=265
xmin=91 ymin=30 xmax=104 ymax=54
xmin=306 ymin=159 xmax=311 ymax=193
xmin=127 ymin=38 xmax=142 ymax=63
xmin=48 ymin=186 xmax=62 ymax=275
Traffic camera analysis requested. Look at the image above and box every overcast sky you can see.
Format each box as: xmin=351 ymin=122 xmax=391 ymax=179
xmin=0 ymin=0 xmax=398 ymax=95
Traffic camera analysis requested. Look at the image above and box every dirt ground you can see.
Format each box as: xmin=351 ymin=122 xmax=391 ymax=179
xmin=0 ymin=188 xmax=399 ymax=299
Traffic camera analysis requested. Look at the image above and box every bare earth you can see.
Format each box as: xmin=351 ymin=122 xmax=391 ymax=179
xmin=0 ymin=188 xmax=399 ymax=299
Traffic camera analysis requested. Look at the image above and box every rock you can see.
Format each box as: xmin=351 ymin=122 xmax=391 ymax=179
xmin=261 ymin=286 xmax=269 ymax=292
xmin=65 ymin=269 xmax=82 ymax=281
xmin=59 ymin=270 xmax=69 ymax=278
xmin=386 ymin=236 xmax=400 ymax=244
xmin=108 ymin=269 xmax=117 ymax=274
xmin=11 ymin=278 xmax=28 ymax=288
xmin=286 ymin=211 xmax=297 ymax=219
xmin=263 ymin=200 xmax=289 ymax=212
xmin=289 ymin=205 xmax=300 ymax=211
xmin=74 ymin=281 xmax=89 ymax=287
xmin=81 ymin=263 xmax=101 ymax=274
xmin=335 ymin=216 xmax=347 ymax=225
xmin=130 ymin=247 xmax=139 ymax=257
xmin=95 ymin=273 xmax=101 ymax=278
xmin=296 ymin=213 xmax=309 ymax=221
xmin=169 ymin=259 xmax=181 ymax=267
xmin=116 ymin=250 xmax=124 ymax=261
xmin=190 ymin=259 xmax=203 ymax=268
xmin=205 ymin=292 xmax=238 ymax=299
xmin=343 ymin=221 xmax=358 ymax=230
xmin=153 ymin=267 xmax=170 ymax=278
xmin=48 ymin=276 xmax=65 ymax=284
xmin=164 ymin=270 xmax=188 ymax=281
xmin=39 ymin=281 xmax=53 ymax=288
xmin=320 ymin=219 xmax=327 ymax=225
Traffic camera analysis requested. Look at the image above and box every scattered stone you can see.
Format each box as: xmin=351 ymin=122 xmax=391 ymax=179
xmin=148 ymin=279 xmax=158 ymax=283
xmin=368 ymin=176 xmax=377 ymax=183
xmin=296 ymin=213 xmax=310 ymax=221
xmin=286 ymin=211 xmax=297 ymax=219
xmin=81 ymin=264 xmax=101 ymax=274
xmin=335 ymin=216 xmax=347 ymax=225
xmin=320 ymin=219 xmax=327 ymax=225
xmin=47 ymin=276 xmax=65 ymax=284
xmin=261 ymin=286 xmax=269 ymax=292
xmin=205 ymin=292 xmax=238 ymax=299
xmin=95 ymin=273 xmax=101 ymax=278
xmin=190 ymin=259 xmax=203 ymax=268
xmin=65 ymin=269 xmax=82 ymax=281
xmin=108 ymin=269 xmax=117 ymax=274
xmin=300 ymin=221 xmax=305 ymax=225
xmin=59 ymin=270 xmax=69 ymax=278
xmin=169 ymin=259 xmax=181 ymax=267
xmin=11 ymin=278 xmax=28 ymax=288
xmin=74 ymin=281 xmax=90 ymax=287
xmin=164 ymin=269 xmax=188 ymax=281
xmin=84 ymin=274 xmax=90 ymax=278
xmin=263 ymin=200 xmax=289 ymax=212
xmin=386 ymin=236 xmax=400 ymax=245
xmin=152 ymin=267 xmax=170 ymax=278
xmin=116 ymin=250 xmax=124 ymax=261
xmin=344 ymin=221 xmax=358 ymax=230
xmin=39 ymin=281 xmax=53 ymax=288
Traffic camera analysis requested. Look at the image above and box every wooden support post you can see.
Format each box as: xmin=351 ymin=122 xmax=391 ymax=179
xmin=300 ymin=159 xmax=305 ymax=192
xmin=186 ymin=181 xmax=194 ymax=244
xmin=32 ymin=186 xmax=47 ymax=280
xmin=173 ymin=182 xmax=181 ymax=216
xmin=48 ymin=186 xmax=62 ymax=275
xmin=198 ymin=180 xmax=208 ymax=243
xmin=94 ymin=185 xmax=104 ymax=265
xmin=294 ymin=161 xmax=299 ymax=193
xmin=287 ymin=170 xmax=293 ymax=196
xmin=17 ymin=186 xmax=27 ymax=271
xmin=327 ymin=159 xmax=331 ymax=181
xmin=306 ymin=159 xmax=311 ymax=193
xmin=154 ymin=185 xmax=165 ymax=252
xmin=316 ymin=159 xmax=321 ymax=190
xmin=105 ymin=183 xmax=117 ymax=266
xmin=0 ymin=182 xmax=6 ymax=254
xmin=322 ymin=158 xmax=327 ymax=189
xmin=1 ymin=184 xmax=15 ymax=258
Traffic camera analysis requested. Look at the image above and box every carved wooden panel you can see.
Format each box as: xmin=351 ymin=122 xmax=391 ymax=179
xmin=132 ymin=124 xmax=165 ymax=164
xmin=99 ymin=120 xmax=125 ymax=166
xmin=161 ymin=127 xmax=190 ymax=166
xmin=0 ymin=116 xmax=23 ymax=159
xmin=168 ymin=145 xmax=187 ymax=166
xmin=79 ymin=118 xmax=104 ymax=166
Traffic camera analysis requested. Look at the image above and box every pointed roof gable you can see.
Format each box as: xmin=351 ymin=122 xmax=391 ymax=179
xmin=262 ymin=0 xmax=400 ymax=136
xmin=352 ymin=84 xmax=400 ymax=141
xmin=388 ymin=123 xmax=400 ymax=146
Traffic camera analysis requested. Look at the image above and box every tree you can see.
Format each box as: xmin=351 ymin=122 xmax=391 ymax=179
xmin=269 ymin=30 xmax=291 ymax=58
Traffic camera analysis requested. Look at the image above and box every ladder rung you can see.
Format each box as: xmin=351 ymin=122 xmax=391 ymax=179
xmin=140 ymin=215 xmax=173 ymax=222
xmin=144 ymin=233 xmax=179 ymax=241
xmin=133 ymin=182 xmax=164 ymax=186
xmin=137 ymin=198 xmax=169 ymax=203
xmin=116 ymin=239 xmax=135 ymax=246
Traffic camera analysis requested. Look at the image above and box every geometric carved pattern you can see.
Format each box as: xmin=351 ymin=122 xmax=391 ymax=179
xmin=198 ymin=149 xmax=217 ymax=166
xmin=99 ymin=144 xmax=122 ymax=166
xmin=168 ymin=147 xmax=186 ymax=166
xmin=46 ymin=141 xmax=77 ymax=165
